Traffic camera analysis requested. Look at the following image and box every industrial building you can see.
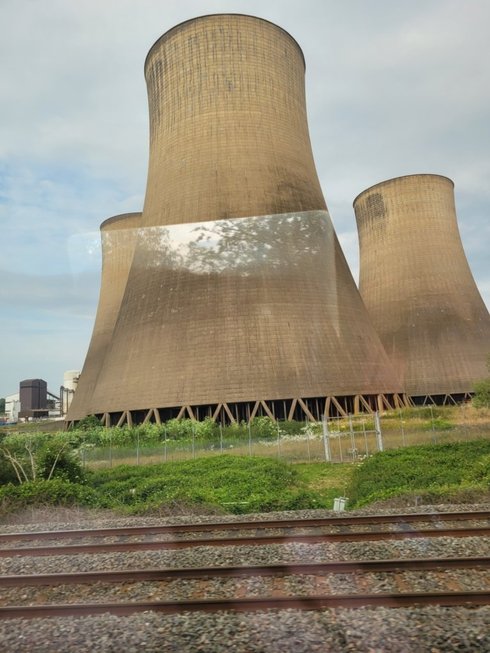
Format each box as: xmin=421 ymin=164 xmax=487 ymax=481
xmin=4 ymin=393 xmax=20 ymax=423
xmin=66 ymin=14 xmax=407 ymax=427
xmin=60 ymin=370 xmax=80 ymax=416
xmin=354 ymin=174 xmax=490 ymax=401
xmin=18 ymin=379 xmax=48 ymax=419
xmin=2 ymin=371 xmax=79 ymax=423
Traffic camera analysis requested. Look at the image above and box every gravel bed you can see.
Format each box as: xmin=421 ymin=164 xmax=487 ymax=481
xmin=2 ymin=535 xmax=489 ymax=576
xmin=2 ymin=503 xmax=489 ymax=534
xmin=2 ymin=517 xmax=488 ymax=551
xmin=2 ymin=567 xmax=488 ymax=607
xmin=1 ymin=505 xmax=490 ymax=651
xmin=0 ymin=606 xmax=488 ymax=652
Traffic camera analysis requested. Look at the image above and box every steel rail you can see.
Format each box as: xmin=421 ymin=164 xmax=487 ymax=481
xmin=1 ymin=591 xmax=489 ymax=619
xmin=1 ymin=556 xmax=488 ymax=587
xmin=1 ymin=527 xmax=489 ymax=557
xmin=1 ymin=510 xmax=488 ymax=543
xmin=0 ymin=511 xmax=490 ymax=543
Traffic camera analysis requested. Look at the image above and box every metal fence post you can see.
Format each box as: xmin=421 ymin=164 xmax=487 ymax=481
xmin=322 ymin=418 xmax=331 ymax=462
xmin=398 ymin=408 xmax=406 ymax=447
xmin=430 ymin=405 xmax=436 ymax=443
xmin=305 ymin=422 xmax=311 ymax=462
xmin=375 ymin=411 xmax=383 ymax=452
xmin=348 ymin=413 xmax=356 ymax=460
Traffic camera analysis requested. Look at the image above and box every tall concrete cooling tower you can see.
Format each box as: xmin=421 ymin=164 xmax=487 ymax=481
xmin=354 ymin=174 xmax=490 ymax=401
xmin=67 ymin=213 xmax=141 ymax=422
xmin=74 ymin=15 xmax=406 ymax=427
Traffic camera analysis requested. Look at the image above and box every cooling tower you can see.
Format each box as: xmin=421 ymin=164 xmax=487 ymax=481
xmin=77 ymin=15 xmax=406 ymax=426
xmin=354 ymin=174 xmax=490 ymax=399
xmin=66 ymin=213 xmax=141 ymax=422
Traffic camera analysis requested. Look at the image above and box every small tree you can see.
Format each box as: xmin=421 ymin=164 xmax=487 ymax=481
xmin=0 ymin=398 xmax=5 ymax=415
xmin=0 ymin=433 xmax=84 ymax=484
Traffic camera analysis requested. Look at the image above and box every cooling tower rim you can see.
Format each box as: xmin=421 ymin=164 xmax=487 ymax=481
xmin=352 ymin=173 xmax=455 ymax=207
xmin=100 ymin=212 xmax=142 ymax=231
xmin=144 ymin=14 xmax=305 ymax=73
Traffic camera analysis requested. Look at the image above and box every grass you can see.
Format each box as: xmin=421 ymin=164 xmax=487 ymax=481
xmin=88 ymin=455 xmax=342 ymax=514
xmin=1 ymin=407 xmax=489 ymax=520
xmin=347 ymin=438 xmax=490 ymax=507
xmin=0 ymin=455 xmax=349 ymax=519
xmin=1 ymin=438 xmax=489 ymax=521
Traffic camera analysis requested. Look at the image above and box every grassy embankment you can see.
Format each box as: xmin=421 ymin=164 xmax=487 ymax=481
xmin=0 ymin=438 xmax=489 ymax=520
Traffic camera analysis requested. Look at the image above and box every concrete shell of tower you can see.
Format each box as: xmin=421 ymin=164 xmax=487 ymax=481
xmin=354 ymin=174 xmax=490 ymax=398
xmin=66 ymin=213 xmax=141 ymax=421
xmin=78 ymin=15 xmax=406 ymax=425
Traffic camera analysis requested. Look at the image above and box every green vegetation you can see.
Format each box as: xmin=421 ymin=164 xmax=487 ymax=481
xmin=68 ymin=416 xmax=294 ymax=446
xmin=474 ymin=379 xmax=490 ymax=409
xmin=1 ymin=406 xmax=489 ymax=520
xmin=89 ymin=456 xmax=340 ymax=514
xmin=0 ymin=398 xmax=5 ymax=415
xmin=0 ymin=439 xmax=489 ymax=520
xmin=473 ymin=355 xmax=490 ymax=409
xmin=347 ymin=439 xmax=490 ymax=507
xmin=0 ymin=432 xmax=85 ymax=485
xmin=0 ymin=455 xmax=346 ymax=518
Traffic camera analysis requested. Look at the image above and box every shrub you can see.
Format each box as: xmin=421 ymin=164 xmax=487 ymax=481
xmin=347 ymin=439 xmax=490 ymax=506
xmin=36 ymin=443 xmax=86 ymax=483
xmin=473 ymin=379 xmax=490 ymax=409
xmin=74 ymin=415 xmax=102 ymax=431
xmin=0 ymin=479 xmax=99 ymax=515
xmin=0 ymin=432 xmax=83 ymax=484
xmin=249 ymin=416 xmax=277 ymax=440
xmin=0 ymin=458 xmax=19 ymax=485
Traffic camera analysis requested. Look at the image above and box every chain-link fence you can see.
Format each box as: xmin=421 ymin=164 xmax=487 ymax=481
xmin=79 ymin=404 xmax=490 ymax=469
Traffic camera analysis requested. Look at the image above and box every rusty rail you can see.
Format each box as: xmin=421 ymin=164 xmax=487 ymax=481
xmin=1 ymin=591 xmax=489 ymax=619
xmin=1 ymin=510 xmax=488 ymax=543
xmin=1 ymin=526 xmax=489 ymax=557
xmin=1 ymin=556 xmax=488 ymax=587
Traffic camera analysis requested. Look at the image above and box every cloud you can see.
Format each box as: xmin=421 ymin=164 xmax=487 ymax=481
xmin=1 ymin=0 xmax=489 ymax=397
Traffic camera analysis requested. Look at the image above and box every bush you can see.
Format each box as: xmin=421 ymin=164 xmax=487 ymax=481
xmin=347 ymin=439 xmax=490 ymax=506
xmin=249 ymin=416 xmax=277 ymax=440
xmin=0 ymin=458 xmax=19 ymax=485
xmin=0 ymin=432 xmax=84 ymax=485
xmin=36 ymin=444 xmax=86 ymax=483
xmin=0 ymin=479 xmax=99 ymax=515
xmin=473 ymin=379 xmax=490 ymax=409
xmin=74 ymin=415 xmax=103 ymax=431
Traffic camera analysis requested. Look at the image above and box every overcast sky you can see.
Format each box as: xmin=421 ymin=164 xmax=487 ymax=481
xmin=1 ymin=0 xmax=489 ymax=399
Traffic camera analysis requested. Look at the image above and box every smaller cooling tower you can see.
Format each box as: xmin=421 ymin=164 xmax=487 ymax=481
xmin=354 ymin=174 xmax=490 ymax=399
xmin=66 ymin=213 xmax=141 ymax=422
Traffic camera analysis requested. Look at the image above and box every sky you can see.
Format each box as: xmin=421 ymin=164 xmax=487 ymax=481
xmin=1 ymin=0 xmax=489 ymax=399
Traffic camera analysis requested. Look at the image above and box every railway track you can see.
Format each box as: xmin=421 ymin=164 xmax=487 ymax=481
xmin=1 ymin=509 xmax=487 ymax=543
xmin=1 ymin=526 xmax=489 ymax=557
xmin=2 ymin=509 xmax=489 ymax=557
xmin=1 ymin=511 xmax=489 ymax=619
